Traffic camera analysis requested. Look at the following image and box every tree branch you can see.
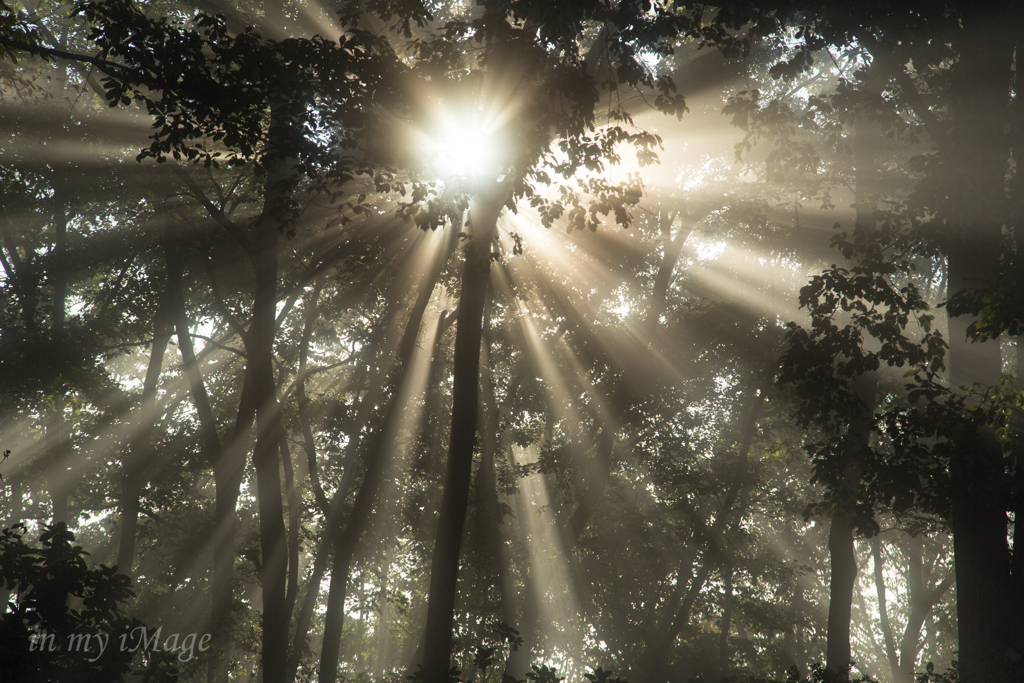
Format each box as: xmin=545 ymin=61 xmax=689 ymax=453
xmin=0 ymin=38 xmax=140 ymax=81
xmin=173 ymin=165 xmax=252 ymax=252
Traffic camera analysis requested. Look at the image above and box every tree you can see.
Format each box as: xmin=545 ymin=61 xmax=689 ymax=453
xmin=765 ymin=4 xmax=1024 ymax=681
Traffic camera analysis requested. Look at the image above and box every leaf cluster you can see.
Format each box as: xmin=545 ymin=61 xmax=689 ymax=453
xmin=72 ymin=0 xmax=401 ymax=179
xmin=779 ymin=222 xmax=945 ymax=430
xmin=0 ymin=523 xmax=174 ymax=683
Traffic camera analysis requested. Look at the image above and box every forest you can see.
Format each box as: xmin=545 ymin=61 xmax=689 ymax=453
xmin=0 ymin=1 xmax=1021 ymax=682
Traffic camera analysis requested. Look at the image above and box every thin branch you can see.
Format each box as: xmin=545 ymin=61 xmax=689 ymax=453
xmin=1 ymin=233 xmax=24 ymax=272
xmin=297 ymin=278 xmax=330 ymax=514
xmin=274 ymin=241 xmax=355 ymax=327
xmin=279 ymin=358 xmax=357 ymax=403
xmin=206 ymin=166 xmax=227 ymax=211
xmin=925 ymin=569 xmax=955 ymax=608
xmin=173 ymin=165 xmax=252 ymax=252
xmin=27 ymin=12 xmax=108 ymax=100
xmin=190 ymin=333 xmax=247 ymax=358
xmin=223 ymin=171 xmax=248 ymax=213
xmin=1 ymin=38 xmax=140 ymax=81
xmin=139 ymin=504 xmax=165 ymax=523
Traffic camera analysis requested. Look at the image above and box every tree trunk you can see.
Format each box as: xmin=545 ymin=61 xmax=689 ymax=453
xmin=949 ymin=455 xmax=1012 ymax=681
xmin=47 ymin=194 xmax=69 ymax=525
xmin=949 ymin=423 xmax=1013 ymax=682
xmin=896 ymin=536 xmax=953 ymax=683
xmin=502 ymin=433 xmax=543 ymax=682
xmin=897 ymin=540 xmax=924 ymax=683
xmin=825 ymin=75 xmax=883 ymax=679
xmin=718 ymin=564 xmax=735 ymax=678
xmin=281 ymin=437 xmax=300 ymax=623
xmin=165 ymin=224 xmax=252 ymax=683
xmin=825 ymin=470 xmax=865 ymax=679
xmin=782 ymin=581 xmax=806 ymax=678
xmin=870 ymin=537 xmax=901 ymax=682
xmin=645 ymin=561 xmax=714 ymax=683
xmin=316 ymin=231 xmax=457 ymax=683
xmin=825 ymin=485 xmax=863 ymax=680
xmin=116 ymin=289 xmax=173 ymax=574
xmin=249 ymin=167 xmax=290 ymax=683
xmin=943 ymin=23 xmax=1015 ymax=679
xmin=1014 ymin=466 xmax=1024 ymax=659
xmin=1012 ymin=26 xmax=1024 ymax=659
xmin=642 ymin=384 xmax=765 ymax=683
xmin=474 ymin=312 xmax=511 ymax=623
xmin=500 ymin=544 xmax=540 ymax=681
xmin=208 ymin=362 xmax=253 ymax=683
xmin=422 ymin=183 xmax=504 ymax=683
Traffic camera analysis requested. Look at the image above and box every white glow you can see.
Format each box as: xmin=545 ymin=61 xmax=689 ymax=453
xmin=692 ymin=237 xmax=728 ymax=262
xmin=424 ymin=110 xmax=502 ymax=181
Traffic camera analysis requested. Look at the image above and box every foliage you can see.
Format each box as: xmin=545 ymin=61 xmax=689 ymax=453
xmin=716 ymin=662 xmax=880 ymax=683
xmin=915 ymin=660 xmax=958 ymax=683
xmin=74 ymin=0 xmax=401 ymax=179
xmin=780 ymin=222 xmax=946 ymax=429
xmin=0 ymin=523 xmax=178 ymax=683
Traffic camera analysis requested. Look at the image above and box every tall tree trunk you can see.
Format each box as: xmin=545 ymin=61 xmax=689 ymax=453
xmin=826 ymin=73 xmax=883 ymax=678
xmin=249 ymin=159 xmax=290 ymax=683
xmin=1014 ymin=464 xmax=1024 ymax=660
xmin=782 ymin=581 xmax=806 ymax=677
xmin=207 ymin=362 xmax=253 ymax=683
xmin=165 ymin=224 xmax=252 ymax=683
xmin=316 ymin=230 xmax=457 ymax=683
xmin=943 ymin=20 xmax=1015 ymax=681
xmin=948 ymin=423 xmax=1012 ymax=682
xmin=718 ymin=564 xmax=735 ymax=678
xmin=47 ymin=193 xmax=69 ymax=525
xmin=116 ymin=290 xmax=173 ymax=574
xmin=422 ymin=182 xmax=504 ymax=683
xmin=646 ymin=561 xmax=714 ymax=683
xmin=643 ymin=386 xmax=765 ymax=683
xmin=1011 ymin=26 xmax=1024 ymax=658
xmin=285 ymin=283 xmax=339 ymax=681
xmin=949 ymin=441 xmax=1012 ymax=681
xmin=281 ymin=437 xmax=300 ymax=623
xmin=473 ymin=308 xmax=510 ymax=626
xmin=825 ymin=512 xmax=857 ymax=679
xmin=825 ymin=373 xmax=875 ymax=680
xmin=501 ymin=484 xmax=541 ymax=682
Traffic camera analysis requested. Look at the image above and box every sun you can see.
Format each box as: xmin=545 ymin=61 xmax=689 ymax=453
xmin=422 ymin=109 xmax=504 ymax=182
